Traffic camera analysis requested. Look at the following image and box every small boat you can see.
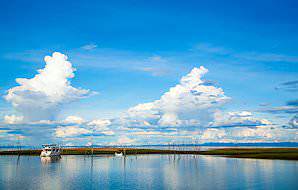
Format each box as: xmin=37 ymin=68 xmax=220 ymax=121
xmin=115 ymin=152 xmax=123 ymax=157
xmin=40 ymin=144 xmax=61 ymax=157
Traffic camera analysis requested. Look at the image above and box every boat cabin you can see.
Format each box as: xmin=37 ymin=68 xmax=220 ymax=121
xmin=40 ymin=144 xmax=61 ymax=157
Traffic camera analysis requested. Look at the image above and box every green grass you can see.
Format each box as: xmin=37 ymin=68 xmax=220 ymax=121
xmin=200 ymin=148 xmax=298 ymax=160
xmin=1 ymin=148 xmax=297 ymax=160
xmin=226 ymin=153 xmax=298 ymax=160
xmin=0 ymin=149 xmax=41 ymax=155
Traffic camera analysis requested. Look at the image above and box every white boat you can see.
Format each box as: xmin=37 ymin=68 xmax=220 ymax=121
xmin=115 ymin=152 xmax=123 ymax=157
xmin=40 ymin=144 xmax=61 ymax=157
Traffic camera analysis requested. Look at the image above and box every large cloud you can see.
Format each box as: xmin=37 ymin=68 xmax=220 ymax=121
xmin=122 ymin=66 xmax=230 ymax=127
xmin=5 ymin=52 xmax=91 ymax=121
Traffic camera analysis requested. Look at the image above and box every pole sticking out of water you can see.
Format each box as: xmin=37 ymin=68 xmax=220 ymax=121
xmin=17 ymin=136 xmax=21 ymax=156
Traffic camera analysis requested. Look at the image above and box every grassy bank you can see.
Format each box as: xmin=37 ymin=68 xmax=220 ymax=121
xmin=0 ymin=148 xmax=201 ymax=156
xmin=199 ymin=148 xmax=298 ymax=160
xmin=0 ymin=147 xmax=297 ymax=160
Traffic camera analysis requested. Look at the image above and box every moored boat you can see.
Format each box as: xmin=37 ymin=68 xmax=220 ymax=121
xmin=115 ymin=152 xmax=123 ymax=157
xmin=40 ymin=144 xmax=61 ymax=157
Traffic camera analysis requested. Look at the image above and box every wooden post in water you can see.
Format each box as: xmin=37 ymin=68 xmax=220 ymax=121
xmin=17 ymin=136 xmax=21 ymax=156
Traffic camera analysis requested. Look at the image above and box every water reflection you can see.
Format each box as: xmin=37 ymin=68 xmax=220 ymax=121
xmin=40 ymin=156 xmax=61 ymax=164
xmin=0 ymin=155 xmax=297 ymax=190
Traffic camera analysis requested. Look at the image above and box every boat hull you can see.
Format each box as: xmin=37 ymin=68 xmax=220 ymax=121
xmin=115 ymin=153 xmax=123 ymax=157
xmin=40 ymin=151 xmax=61 ymax=157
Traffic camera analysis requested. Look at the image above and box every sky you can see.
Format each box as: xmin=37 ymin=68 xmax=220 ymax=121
xmin=0 ymin=0 xmax=297 ymax=146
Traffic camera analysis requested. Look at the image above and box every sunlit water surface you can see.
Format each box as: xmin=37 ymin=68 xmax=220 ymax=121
xmin=0 ymin=155 xmax=297 ymax=190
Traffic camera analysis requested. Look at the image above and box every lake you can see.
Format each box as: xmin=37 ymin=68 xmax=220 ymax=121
xmin=0 ymin=155 xmax=297 ymax=190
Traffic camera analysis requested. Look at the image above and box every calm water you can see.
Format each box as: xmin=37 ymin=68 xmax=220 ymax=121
xmin=0 ymin=155 xmax=297 ymax=190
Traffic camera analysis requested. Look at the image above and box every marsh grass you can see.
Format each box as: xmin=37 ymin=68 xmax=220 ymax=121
xmin=0 ymin=148 xmax=297 ymax=160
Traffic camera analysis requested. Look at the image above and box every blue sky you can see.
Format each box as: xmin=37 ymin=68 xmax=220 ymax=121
xmin=0 ymin=0 xmax=297 ymax=145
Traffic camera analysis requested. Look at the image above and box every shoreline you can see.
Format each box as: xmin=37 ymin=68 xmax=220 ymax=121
xmin=1 ymin=147 xmax=297 ymax=160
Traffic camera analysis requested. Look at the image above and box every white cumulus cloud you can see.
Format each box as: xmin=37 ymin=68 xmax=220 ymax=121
xmin=55 ymin=126 xmax=91 ymax=138
xmin=87 ymin=119 xmax=115 ymax=136
xmin=64 ymin=116 xmax=85 ymax=124
xmin=5 ymin=52 xmax=91 ymax=121
xmin=211 ymin=110 xmax=272 ymax=127
xmin=87 ymin=119 xmax=111 ymax=129
xmin=229 ymin=127 xmax=273 ymax=138
xmin=123 ymin=66 xmax=230 ymax=127
xmin=3 ymin=115 xmax=24 ymax=124
xmin=201 ymin=128 xmax=226 ymax=140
